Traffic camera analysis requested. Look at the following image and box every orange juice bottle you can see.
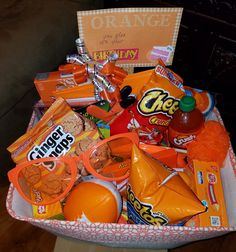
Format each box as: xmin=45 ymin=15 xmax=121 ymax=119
xmin=168 ymin=96 xmax=204 ymax=149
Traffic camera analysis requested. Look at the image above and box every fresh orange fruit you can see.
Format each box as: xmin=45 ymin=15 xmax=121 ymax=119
xmin=63 ymin=179 xmax=122 ymax=223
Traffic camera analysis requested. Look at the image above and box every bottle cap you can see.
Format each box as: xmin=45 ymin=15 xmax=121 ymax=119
xmin=179 ymin=96 xmax=196 ymax=112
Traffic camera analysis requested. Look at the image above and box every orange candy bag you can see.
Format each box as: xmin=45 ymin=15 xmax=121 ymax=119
xmin=127 ymin=145 xmax=206 ymax=226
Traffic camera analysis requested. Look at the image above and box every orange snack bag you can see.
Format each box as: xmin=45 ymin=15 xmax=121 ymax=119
xmin=111 ymin=59 xmax=185 ymax=145
xmin=31 ymin=196 xmax=64 ymax=220
xmin=121 ymin=69 xmax=153 ymax=96
xmin=137 ymin=59 xmax=185 ymax=123
xmin=127 ymin=145 xmax=206 ymax=226
xmin=185 ymin=160 xmax=228 ymax=227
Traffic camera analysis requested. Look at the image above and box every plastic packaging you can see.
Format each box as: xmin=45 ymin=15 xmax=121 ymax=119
xmin=63 ymin=178 xmax=122 ymax=223
xmin=184 ymin=86 xmax=215 ymax=117
xmin=168 ymin=96 xmax=204 ymax=149
xmin=127 ymin=144 xmax=206 ymax=226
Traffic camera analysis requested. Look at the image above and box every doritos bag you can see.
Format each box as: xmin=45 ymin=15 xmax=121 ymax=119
xmin=127 ymin=145 xmax=206 ymax=226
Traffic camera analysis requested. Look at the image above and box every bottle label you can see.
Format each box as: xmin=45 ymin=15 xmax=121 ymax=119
xmin=168 ymin=128 xmax=200 ymax=148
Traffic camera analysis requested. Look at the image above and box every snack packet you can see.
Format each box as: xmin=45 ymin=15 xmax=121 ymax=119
xmin=121 ymin=69 xmax=153 ymax=96
xmin=110 ymin=59 xmax=185 ymax=145
xmin=31 ymin=196 xmax=64 ymax=220
xmin=185 ymin=160 xmax=228 ymax=227
xmin=127 ymin=145 xmax=206 ymax=226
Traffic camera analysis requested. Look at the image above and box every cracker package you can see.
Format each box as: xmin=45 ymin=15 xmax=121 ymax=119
xmin=185 ymin=160 xmax=228 ymax=227
xmin=110 ymin=59 xmax=185 ymax=145
xmin=7 ymin=97 xmax=100 ymax=219
xmin=127 ymin=145 xmax=206 ymax=226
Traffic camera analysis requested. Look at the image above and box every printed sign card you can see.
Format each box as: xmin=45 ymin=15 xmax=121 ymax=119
xmin=77 ymin=8 xmax=183 ymax=67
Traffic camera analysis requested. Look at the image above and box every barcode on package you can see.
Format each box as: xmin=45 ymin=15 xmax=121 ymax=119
xmin=210 ymin=216 xmax=221 ymax=226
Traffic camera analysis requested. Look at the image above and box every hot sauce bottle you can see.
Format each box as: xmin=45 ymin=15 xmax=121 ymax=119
xmin=168 ymin=96 xmax=204 ymax=149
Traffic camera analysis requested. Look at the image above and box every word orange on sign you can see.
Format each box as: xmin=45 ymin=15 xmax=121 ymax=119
xmin=77 ymin=8 xmax=183 ymax=66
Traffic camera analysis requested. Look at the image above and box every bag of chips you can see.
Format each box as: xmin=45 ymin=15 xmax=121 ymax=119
xmin=110 ymin=59 xmax=185 ymax=145
xmin=127 ymin=144 xmax=206 ymax=226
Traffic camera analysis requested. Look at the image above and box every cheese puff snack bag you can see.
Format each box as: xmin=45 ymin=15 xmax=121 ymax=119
xmin=127 ymin=145 xmax=206 ymax=226
xmin=110 ymin=59 xmax=185 ymax=145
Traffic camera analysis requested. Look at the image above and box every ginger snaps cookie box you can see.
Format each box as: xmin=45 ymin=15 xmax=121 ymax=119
xmin=7 ymin=97 xmax=100 ymax=219
xmin=7 ymin=97 xmax=100 ymax=165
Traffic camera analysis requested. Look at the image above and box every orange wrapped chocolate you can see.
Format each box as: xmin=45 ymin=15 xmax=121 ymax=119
xmin=127 ymin=145 xmax=206 ymax=226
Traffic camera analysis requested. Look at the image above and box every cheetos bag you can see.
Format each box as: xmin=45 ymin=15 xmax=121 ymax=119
xmin=127 ymin=144 xmax=206 ymax=226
